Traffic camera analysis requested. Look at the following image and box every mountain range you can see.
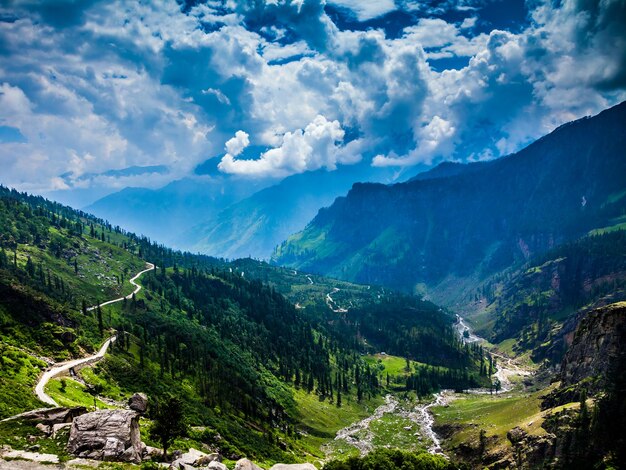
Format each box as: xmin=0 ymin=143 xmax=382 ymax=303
xmin=273 ymin=101 xmax=626 ymax=305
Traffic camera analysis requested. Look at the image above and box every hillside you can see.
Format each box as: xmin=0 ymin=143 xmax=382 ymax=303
xmin=177 ymin=169 xmax=358 ymax=260
xmin=0 ymin=186 xmax=487 ymax=465
xmin=273 ymin=101 xmax=626 ymax=303
xmin=471 ymin=230 xmax=626 ymax=363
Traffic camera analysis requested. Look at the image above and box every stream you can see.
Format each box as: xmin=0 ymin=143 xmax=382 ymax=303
xmin=328 ymin=315 xmax=532 ymax=458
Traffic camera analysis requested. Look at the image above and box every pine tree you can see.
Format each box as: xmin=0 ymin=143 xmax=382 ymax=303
xmin=26 ymin=256 xmax=34 ymax=276
xmin=149 ymin=395 xmax=189 ymax=461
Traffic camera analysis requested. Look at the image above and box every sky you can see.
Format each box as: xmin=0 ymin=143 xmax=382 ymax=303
xmin=0 ymin=0 xmax=625 ymax=206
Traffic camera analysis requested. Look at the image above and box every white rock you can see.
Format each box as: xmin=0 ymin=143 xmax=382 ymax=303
xmin=2 ymin=449 xmax=59 ymax=463
xmin=209 ymin=461 xmax=229 ymax=470
xmin=235 ymin=458 xmax=265 ymax=470
xmin=270 ymin=464 xmax=317 ymax=470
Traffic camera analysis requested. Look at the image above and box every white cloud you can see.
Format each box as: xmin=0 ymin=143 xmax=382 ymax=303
xmin=460 ymin=17 xmax=477 ymax=30
xmin=0 ymin=0 xmax=625 ymax=194
xmin=225 ymin=130 xmax=250 ymax=156
xmin=218 ymin=115 xmax=347 ymax=177
xmin=373 ymin=115 xmax=455 ymax=166
xmin=328 ymin=0 xmax=397 ymax=21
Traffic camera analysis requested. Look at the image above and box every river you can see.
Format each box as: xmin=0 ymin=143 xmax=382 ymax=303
xmin=328 ymin=315 xmax=532 ymax=458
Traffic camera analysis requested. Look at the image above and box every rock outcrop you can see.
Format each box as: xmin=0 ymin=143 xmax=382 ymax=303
xmin=490 ymin=427 xmax=556 ymax=469
xmin=128 ymin=392 xmax=148 ymax=413
xmin=67 ymin=409 xmax=142 ymax=463
xmin=560 ymin=302 xmax=626 ymax=392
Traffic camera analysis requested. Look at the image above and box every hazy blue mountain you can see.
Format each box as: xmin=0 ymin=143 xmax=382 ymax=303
xmin=273 ymin=101 xmax=626 ymax=300
xmin=85 ymin=176 xmax=266 ymax=246
xmin=178 ymin=165 xmax=388 ymax=260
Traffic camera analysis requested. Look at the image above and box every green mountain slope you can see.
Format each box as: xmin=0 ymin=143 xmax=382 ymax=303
xmin=273 ymin=101 xmax=626 ymax=302
xmin=470 ymin=229 xmax=626 ymax=363
xmin=0 ymin=186 xmax=487 ymax=463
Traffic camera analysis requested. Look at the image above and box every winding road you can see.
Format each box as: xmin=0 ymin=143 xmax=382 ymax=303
xmin=86 ymin=262 xmax=155 ymax=311
xmin=34 ymin=262 xmax=155 ymax=407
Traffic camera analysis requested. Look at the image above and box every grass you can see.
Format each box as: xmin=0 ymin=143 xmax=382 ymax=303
xmin=0 ymin=344 xmax=48 ymax=419
xmin=320 ymin=394 xmax=432 ymax=460
xmin=0 ymin=419 xmax=72 ymax=462
xmin=432 ymin=383 xmax=561 ymax=452
xmin=370 ymin=413 xmax=427 ymax=452
xmin=18 ymin=230 xmax=145 ymax=307
xmin=292 ymin=388 xmax=384 ymax=459
xmin=80 ymin=365 xmax=126 ymax=402
xmin=45 ymin=377 xmax=111 ymax=409
xmin=365 ymin=354 xmax=410 ymax=377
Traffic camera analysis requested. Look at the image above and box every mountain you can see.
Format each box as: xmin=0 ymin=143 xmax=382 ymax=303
xmin=86 ymin=160 xmax=401 ymax=259
xmin=408 ymin=161 xmax=488 ymax=182
xmin=0 ymin=185 xmax=486 ymax=463
xmin=84 ymin=176 xmax=266 ymax=247
xmin=177 ymin=168 xmax=370 ymax=260
xmin=273 ymin=101 xmax=626 ymax=302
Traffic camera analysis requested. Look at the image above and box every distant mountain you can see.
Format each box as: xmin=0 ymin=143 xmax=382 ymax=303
xmin=85 ymin=176 xmax=266 ymax=246
xmin=273 ymin=101 xmax=626 ymax=301
xmin=178 ymin=168 xmax=373 ymax=260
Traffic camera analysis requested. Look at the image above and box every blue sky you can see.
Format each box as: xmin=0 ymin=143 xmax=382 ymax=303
xmin=0 ymin=0 xmax=625 ymax=204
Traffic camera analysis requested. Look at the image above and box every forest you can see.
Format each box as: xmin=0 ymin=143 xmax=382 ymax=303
xmin=0 ymin=185 xmax=487 ymax=460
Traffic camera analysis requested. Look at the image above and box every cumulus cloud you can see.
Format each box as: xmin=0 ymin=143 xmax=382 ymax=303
xmin=218 ymin=115 xmax=349 ymax=177
xmin=0 ymin=0 xmax=625 ymax=195
xmin=373 ymin=115 xmax=456 ymax=166
xmin=225 ymin=130 xmax=250 ymax=156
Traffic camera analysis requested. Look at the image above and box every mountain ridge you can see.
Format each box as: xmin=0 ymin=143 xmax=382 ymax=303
xmin=273 ymin=101 xmax=626 ymax=299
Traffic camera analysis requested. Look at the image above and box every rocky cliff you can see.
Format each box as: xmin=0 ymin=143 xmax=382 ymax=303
xmin=560 ymin=301 xmax=626 ymax=392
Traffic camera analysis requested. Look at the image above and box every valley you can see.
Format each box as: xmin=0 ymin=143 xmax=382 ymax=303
xmin=0 ymin=104 xmax=624 ymax=469
xmin=322 ymin=315 xmax=536 ymax=464
xmin=0 ymin=187 xmax=482 ymax=469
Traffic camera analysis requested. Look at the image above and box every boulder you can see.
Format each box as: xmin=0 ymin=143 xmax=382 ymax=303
xmin=170 ymin=461 xmax=195 ymax=470
xmin=170 ymin=447 xmax=215 ymax=468
xmin=209 ymin=461 xmax=229 ymax=470
xmin=35 ymin=423 xmax=51 ymax=436
xmin=270 ymin=464 xmax=317 ymax=470
xmin=67 ymin=409 xmax=142 ymax=463
xmin=52 ymin=423 xmax=72 ymax=437
xmin=143 ymin=445 xmax=162 ymax=461
xmin=196 ymin=453 xmax=221 ymax=465
xmin=235 ymin=458 xmax=264 ymax=470
xmin=128 ymin=392 xmax=148 ymax=413
xmin=179 ymin=447 xmax=208 ymax=465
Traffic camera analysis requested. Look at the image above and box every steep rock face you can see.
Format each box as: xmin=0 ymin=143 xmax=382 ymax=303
xmin=483 ymin=230 xmax=626 ymax=362
xmin=560 ymin=302 xmax=626 ymax=390
xmin=67 ymin=409 xmax=142 ymax=463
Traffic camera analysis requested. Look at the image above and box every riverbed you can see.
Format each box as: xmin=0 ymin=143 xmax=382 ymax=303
xmin=326 ymin=315 xmax=533 ymax=459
